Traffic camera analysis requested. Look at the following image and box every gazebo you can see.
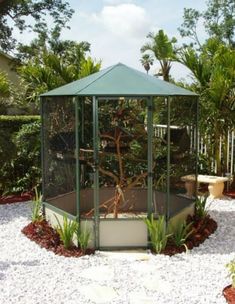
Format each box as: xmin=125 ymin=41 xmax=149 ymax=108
xmin=41 ymin=63 xmax=198 ymax=249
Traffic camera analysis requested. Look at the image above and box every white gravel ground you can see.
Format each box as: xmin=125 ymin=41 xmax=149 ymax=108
xmin=0 ymin=197 xmax=235 ymax=304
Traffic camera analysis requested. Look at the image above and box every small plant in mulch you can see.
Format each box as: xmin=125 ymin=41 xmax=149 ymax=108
xmin=54 ymin=214 xmax=78 ymax=249
xmin=31 ymin=187 xmax=43 ymax=223
xmin=223 ymin=259 xmax=235 ymax=304
xmin=22 ymin=220 xmax=94 ymax=258
xmin=144 ymin=214 xmax=171 ymax=253
xmin=169 ymin=220 xmax=193 ymax=251
xmin=144 ymin=195 xmax=218 ymax=256
xmin=164 ymin=213 xmax=217 ymax=256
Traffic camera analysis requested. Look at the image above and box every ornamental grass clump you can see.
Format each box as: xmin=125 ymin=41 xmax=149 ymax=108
xmin=170 ymin=220 xmax=193 ymax=248
xmin=195 ymin=195 xmax=208 ymax=219
xmin=226 ymin=259 xmax=235 ymax=288
xmin=55 ymin=215 xmax=78 ymax=249
xmin=144 ymin=214 xmax=171 ymax=254
xmin=31 ymin=187 xmax=43 ymax=223
xmin=77 ymin=222 xmax=91 ymax=253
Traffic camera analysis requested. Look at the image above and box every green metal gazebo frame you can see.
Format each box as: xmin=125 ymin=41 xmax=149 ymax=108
xmin=41 ymin=63 xmax=199 ymax=249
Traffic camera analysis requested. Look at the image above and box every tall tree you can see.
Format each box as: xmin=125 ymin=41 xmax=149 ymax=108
xmin=18 ymin=32 xmax=101 ymax=108
xmin=140 ymin=54 xmax=153 ymax=74
xmin=179 ymin=0 xmax=235 ymax=48
xmin=0 ymin=0 xmax=74 ymax=51
xmin=141 ymin=30 xmax=177 ymax=82
xmin=178 ymin=38 xmax=235 ymax=174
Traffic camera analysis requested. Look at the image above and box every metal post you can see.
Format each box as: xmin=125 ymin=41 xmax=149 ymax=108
xmin=93 ymin=96 xmax=99 ymax=248
xmin=40 ymin=96 xmax=45 ymax=216
xmin=147 ymin=97 xmax=153 ymax=218
xmin=166 ymin=96 xmax=171 ymax=223
xmin=75 ymin=97 xmax=80 ymax=223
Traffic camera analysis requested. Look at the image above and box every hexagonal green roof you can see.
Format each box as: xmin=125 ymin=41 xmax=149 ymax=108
xmin=41 ymin=63 xmax=197 ymax=97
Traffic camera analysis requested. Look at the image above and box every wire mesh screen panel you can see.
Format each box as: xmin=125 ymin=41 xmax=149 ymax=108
xmin=168 ymin=96 xmax=198 ymax=216
xmin=152 ymin=97 xmax=168 ymax=216
xmin=93 ymin=98 xmax=148 ymax=219
xmin=42 ymin=96 xmax=76 ymax=215
xmin=78 ymin=98 xmax=94 ymax=218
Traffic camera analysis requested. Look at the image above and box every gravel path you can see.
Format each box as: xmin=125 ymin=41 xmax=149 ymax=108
xmin=0 ymin=198 xmax=235 ymax=304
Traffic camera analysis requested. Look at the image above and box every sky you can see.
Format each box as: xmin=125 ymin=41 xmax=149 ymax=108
xmin=17 ymin=0 xmax=208 ymax=81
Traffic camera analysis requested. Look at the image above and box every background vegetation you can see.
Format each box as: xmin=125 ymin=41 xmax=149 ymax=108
xmin=0 ymin=0 xmax=234 ymax=194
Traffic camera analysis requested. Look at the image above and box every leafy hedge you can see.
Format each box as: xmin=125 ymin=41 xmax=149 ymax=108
xmin=0 ymin=115 xmax=41 ymax=195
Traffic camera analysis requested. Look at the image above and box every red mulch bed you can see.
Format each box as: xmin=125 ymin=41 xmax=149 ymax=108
xmin=21 ymin=220 xmax=95 ymax=258
xmin=223 ymin=285 xmax=235 ymax=304
xmin=0 ymin=192 xmax=32 ymax=204
xmin=224 ymin=191 xmax=235 ymax=199
xmin=22 ymin=215 xmax=217 ymax=257
xmin=160 ymin=214 xmax=217 ymax=256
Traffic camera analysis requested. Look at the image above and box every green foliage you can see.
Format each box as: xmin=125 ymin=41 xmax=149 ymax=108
xmin=195 ymin=196 xmax=208 ymax=219
xmin=140 ymin=53 xmax=153 ymax=74
xmin=0 ymin=72 xmax=11 ymax=114
xmin=0 ymin=72 xmax=10 ymax=97
xmin=178 ymin=39 xmax=235 ymax=175
xmin=55 ymin=215 xmax=78 ymax=249
xmin=31 ymin=187 xmax=43 ymax=223
xmin=170 ymin=221 xmax=193 ymax=247
xmin=141 ymin=29 xmax=177 ymax=81
xmin=144 ymin=214 xmax=171 ymax=253
xmin=18 ymin=39 xmax=101 ymax=106
xmin=226 ymin=259 xmax=235 ymax=288
xmin=77 ymin=223 xmax=91 ymax=253
xmin=179 ymin=0 xmax=235 ymax=47
xmin=0 ymin=116 xmax=41 ymax=195
xmin=178 ymin=2 xmax=235 ymax=174
xmin=0 ymin=115 xmax=40 ymax=129
xmin=0 ymin=0 xmax=74 ymax=51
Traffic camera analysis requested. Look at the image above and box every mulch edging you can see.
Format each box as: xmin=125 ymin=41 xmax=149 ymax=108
xmin=159 ymin=214 xmax=217 ymax=256
xmin=21 ymin=220 xmax=94 ymax=258
xmin=0 ymin=193 xmax=32 ymax=204
xmin=223 ymin=285 xmax=235 ymax=304
xmin=22 ymin=214 xmax=217 ymax=258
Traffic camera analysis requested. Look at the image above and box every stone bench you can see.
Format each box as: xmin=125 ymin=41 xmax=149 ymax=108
xmin=181 ymin=174 xmax=229 ymax=199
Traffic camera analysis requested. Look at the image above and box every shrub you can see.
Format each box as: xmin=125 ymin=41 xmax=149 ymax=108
xmin=77 ymin=222 xmax=91 ymax=253
xmin=144 ymin=214 xmax=171 ymax=253
xmin=170 ymin=220 xmax=193 ymax=248
xmin=31 ymin=187 xmax=43 ymax=223
xmin=0 ymin=115 xmax=41 ymax=194
xmin=226 ymin=259 xmax=235 ymax=288
xmin=55 ymin=215 xmax=78 ymax=249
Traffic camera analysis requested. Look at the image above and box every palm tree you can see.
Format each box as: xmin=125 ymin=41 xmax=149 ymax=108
xmin=140 ymin=54 xmax=153 ymax=74
xmin=141 ymin=30 xmax=177 ymax=82
xmin=178 ymin=38 xmax=235 ymax=174
xmin=18 ymin=44 xmax=101 ymax=105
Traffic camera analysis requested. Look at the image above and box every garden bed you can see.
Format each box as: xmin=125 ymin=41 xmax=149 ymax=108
xmin=22 ymin=214 xmax=217 ymax=256
xmin=22 ymin=220 xmax=95 ymax=257
xmin=223 ymin=285 xmax=235 ymax=304
xmin=0 ymin=192 xmax=32 ymax=204
xmin=161 ymin=214 xmax=217 ymax=256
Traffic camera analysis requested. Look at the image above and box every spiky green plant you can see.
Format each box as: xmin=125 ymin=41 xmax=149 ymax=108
xmin=77 ymin=222 xmax=91 ymax=253
xmin=31 ymin=187 xmax=43 ymax=223
xmin=170 ymin=220 xmax=193 ymax=248
xmin=144 ymin=214 xmax=171 ymax=253
xmin=54 ymin=215 xmax=78 ymax=249
xmin=195 ymin=196 xmax=208 ymax=218
xmin=226 ymin=259 xmax=235 ymax=288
